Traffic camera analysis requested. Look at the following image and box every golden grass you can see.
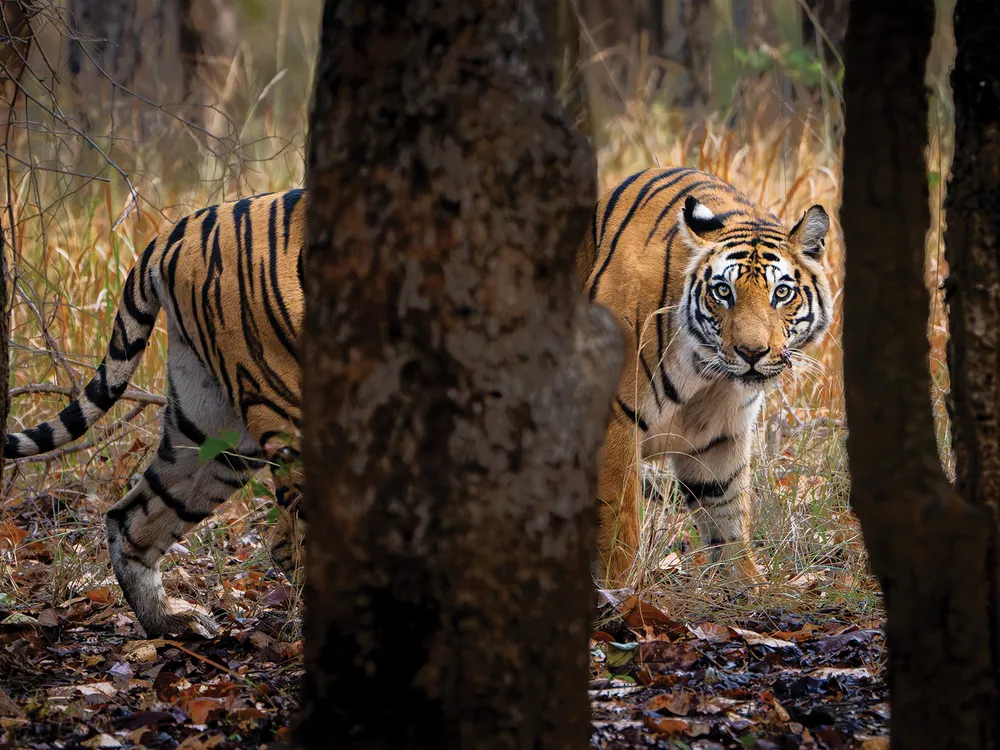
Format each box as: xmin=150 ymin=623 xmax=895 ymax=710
xmin=1 ymin=14 xmax=955 ymax=628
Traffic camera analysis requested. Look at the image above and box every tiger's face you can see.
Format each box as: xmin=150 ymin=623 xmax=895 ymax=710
xmin=678 ymin=195 xmax=832 ymax=385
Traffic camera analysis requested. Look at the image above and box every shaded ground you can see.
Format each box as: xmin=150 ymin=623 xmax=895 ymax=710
xmin=590 ymin=592 xmax=887 ymax=750
xmin=1 ymin=457 xmax=885 ymax=749
xmin=0 ymin=586 xmax=887 ymax=749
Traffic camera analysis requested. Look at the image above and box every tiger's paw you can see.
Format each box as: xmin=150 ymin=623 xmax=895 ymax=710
xmin=149 ymin=600 xmax=220 ymax=639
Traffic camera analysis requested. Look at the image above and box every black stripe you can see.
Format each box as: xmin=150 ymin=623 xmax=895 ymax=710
xmin=144 ymin=466 xmax=210 ymax=524
xmin=23 ymin=422 xmax=55 ymax=453
xmin=692 ymin=434 xmax=729 ymax=456
xmin=637 ymin=167 xmax=695 ymax=210
xmin=677 ymin=465 xmax=745 ymax=504
xmin=282 ymin=190 xmax=304 ymax=252
xmin=632 ymin=302 xmax=663 ymax=410
xmin=161 ymin=234 xmax=196 ymax=350
xmin=588 ymin=171 xmax=647 ymax=301
xmin=168 ymin=381 xmax=208 ymax=446
xmin=59 ymin=401 xmax=88 ymax=440
xmin=593 ymin=171 xmax=688 ymax=303
xmin=217 ymin=453 xmax=268 ymax=474
xmin=3 ymin=434 xmax=20 ymax=457
xmin=616 ymin=397 xmax=648 ymax=432
xmin=199 ymin=205 xmax=218 ymax=260
xmin=157 ymin=432 xmax=176 ymax=464
xmin=134 ymin=239 xmax=158 ymax=304
xmin=645 ymin=180 xmax=712 ymax=246
xmin=84 ymin=362 xmax=121 ymax=411
xmin=656 ymin=225 xmax=681 ymax=404
xmin=107 ymin=315 xmax=148 ymax=361
xmin=598 ymin=170 xmax=646 ymax=245
xmin=262 ymin=219 xmax=299 ymax=360
xmin=639 ymin=353 xmax=663 ymax=411
xmin=121 ymin=272 xmax=157 ymax=327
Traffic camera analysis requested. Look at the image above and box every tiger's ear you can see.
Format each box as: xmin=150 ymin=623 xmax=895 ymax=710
xmin=681 ymin=195 xmax=726 ymax=238
xmin=788 ymin=205 xmax=829 ymax=260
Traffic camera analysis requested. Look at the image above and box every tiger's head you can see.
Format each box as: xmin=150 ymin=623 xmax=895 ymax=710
xmin=678 ymin=195 xmax=833 ymax=386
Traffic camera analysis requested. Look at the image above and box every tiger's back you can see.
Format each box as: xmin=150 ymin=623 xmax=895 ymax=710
xmin=580 ymin=167 xmax=832 ymax=585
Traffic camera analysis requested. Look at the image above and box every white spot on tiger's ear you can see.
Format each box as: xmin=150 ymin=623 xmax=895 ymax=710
xmin=681 ymin=194 xmax=726 ymax=239
xmin=692 ymin=202 xmax=715 ymax=221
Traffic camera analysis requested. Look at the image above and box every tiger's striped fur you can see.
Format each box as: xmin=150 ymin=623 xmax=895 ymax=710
xmin=4 ymin=190 xmax=307 ymax=637
xmin=579 ymin=167 xmax=832 ymax=586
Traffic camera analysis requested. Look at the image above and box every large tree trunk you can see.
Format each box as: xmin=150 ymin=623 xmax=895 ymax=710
xmin=295 ymin=0 xmax=624 ymax=747
xmin=842 ymin=1 xmax=1000 ymax=747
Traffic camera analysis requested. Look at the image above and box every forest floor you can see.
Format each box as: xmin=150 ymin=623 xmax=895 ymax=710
xmin=0 ymin=485 xmax=887 ymax=750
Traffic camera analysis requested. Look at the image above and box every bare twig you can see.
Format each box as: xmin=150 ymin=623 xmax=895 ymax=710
xmin=13 ymin=401 xmax=150 ymax=463
xmin=12 ymin=275 xmax=81 ymax=396
xmin=10 ymin=383 xmax=165 ymax=406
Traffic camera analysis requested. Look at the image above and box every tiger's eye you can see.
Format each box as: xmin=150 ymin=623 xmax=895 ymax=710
xmin=713 ymin=283 xmax=731 ymax=299
xmin=774 ymin=285 xmax=793 ymax=301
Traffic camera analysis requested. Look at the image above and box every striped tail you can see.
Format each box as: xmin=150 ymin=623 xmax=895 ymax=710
xmin=4 ymin=243 xmax=161 ymax=459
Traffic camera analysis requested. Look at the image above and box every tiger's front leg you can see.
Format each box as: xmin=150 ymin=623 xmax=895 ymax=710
xmin=672 ymin=430 xmax=763 ymax=584
xmin=594 ymin=411 xmax=644 ymax=587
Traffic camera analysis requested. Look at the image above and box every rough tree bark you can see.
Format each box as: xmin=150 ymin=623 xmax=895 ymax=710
xmin=0 ymin=1 xmax=34 ymax=487
xmin=943 ymin=0 xmax=1000 ymax=739
xmin=296 ymin=1 xmax=624 ymax=748
xmin=842 ymin=1 xmax=1000 ymax=747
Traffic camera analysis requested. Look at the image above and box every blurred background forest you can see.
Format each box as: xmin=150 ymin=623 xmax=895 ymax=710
xmin=0 ymin=0 xmax=958 ymax=623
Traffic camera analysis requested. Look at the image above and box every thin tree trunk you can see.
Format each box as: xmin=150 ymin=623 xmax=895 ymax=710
xmin=0 ymin=1 xmax=33 ymax=486
xmin=295 ymin=1 xmax=624 ymax=747
xmin=842 ymin=1 xmax=1000 ymax=746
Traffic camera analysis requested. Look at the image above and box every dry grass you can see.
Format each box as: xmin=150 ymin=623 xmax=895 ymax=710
xmin=591 ymin=20 xmax=956 ymax=624
xmin=1 ymin=4 xmax=956 ymax=632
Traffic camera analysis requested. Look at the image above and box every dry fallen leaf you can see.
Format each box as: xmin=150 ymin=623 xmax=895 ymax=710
xmin=82 ymin=734 xmax=122 ymax=749
xmin=731 ymin=627 xmax=797 ymax=650
xmin=87 ymin=587 xmax=115 ymax=604
xmin=0 ymin=520 xmax=29 ymax=549
xmin=643 ymin=714 xmax=710 ymax=737
xmin=688 ymin=621 xmax=731 ymax=644
xmin=644 ymin=689 xmax=692 ymax=716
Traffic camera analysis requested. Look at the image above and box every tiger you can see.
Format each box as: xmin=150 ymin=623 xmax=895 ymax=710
xmin=4 ymin=190 xmax=308 ymax=637
xmin=578 ymin=167 xmax=832 ymax=587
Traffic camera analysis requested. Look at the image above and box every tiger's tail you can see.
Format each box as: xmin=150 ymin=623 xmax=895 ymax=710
xmin=4 ymin=242 xmax=161 ymax=458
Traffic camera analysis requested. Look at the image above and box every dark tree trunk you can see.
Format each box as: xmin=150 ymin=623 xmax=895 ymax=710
xmin=0 ymin=1 xmax=33 ymax=487
xmin=842 ymin=1 xmax=1000 ymax=747
xmin=803 ymin=0 xmax=848 ymax=67
xmin=295 ymin=1 xmax=624 ymax=748
xmin=943 ymin=0 xmax=1000 ymax=740
xmin=65 ymin=0 xmax=237 ymax=137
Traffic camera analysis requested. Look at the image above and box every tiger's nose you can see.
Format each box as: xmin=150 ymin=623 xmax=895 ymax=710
xmin=734 ymin=345 xmax=770 ymax=366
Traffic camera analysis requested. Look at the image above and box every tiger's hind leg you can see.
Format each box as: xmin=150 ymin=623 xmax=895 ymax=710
xmin=263 ymin=445 xmax=305 ymax=586
xmin=105 ymin=345 xmax=265 ymax=637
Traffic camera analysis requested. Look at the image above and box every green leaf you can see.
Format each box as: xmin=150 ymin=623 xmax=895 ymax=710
xmin=199 ymin=430 xmax=240 ymax=464
xmin=250 ymin=479 xmax=275 ymax=502
xmin=605 ymin=641 xmax=639 ymax=669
